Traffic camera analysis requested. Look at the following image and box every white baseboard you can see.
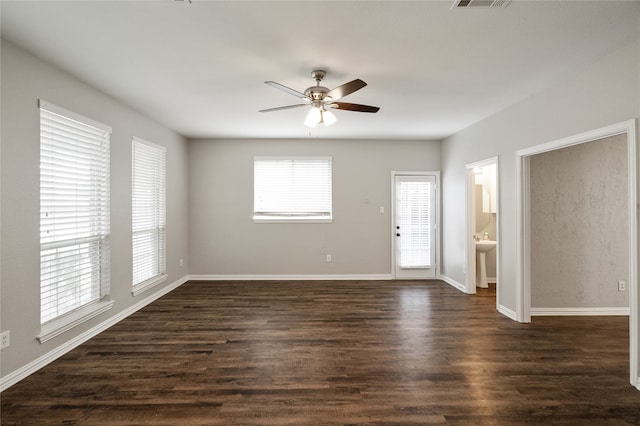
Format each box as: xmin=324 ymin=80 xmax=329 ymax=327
xmin=0 ymin=275 xmax=190 ymax=392
xmin=188 ymin=274 xmax=394 ymax=281
xmin=439 ymin=274 xmax=467 ymax=293
xmin=498 ymin=304 xmax=518 ymax=321
xmin=531 ymin=307 xmax=630 ymax=316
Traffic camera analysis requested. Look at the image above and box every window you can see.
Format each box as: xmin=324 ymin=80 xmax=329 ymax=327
xmin=132 ymin=137 xmax=167 ymax=295
xmin=253 ymin=157 xmax=332 ymax=222
xmin=39 ymin=100 xmax=112 ymax=339
xmin=397 ymin=178 xmax=433 ymax=268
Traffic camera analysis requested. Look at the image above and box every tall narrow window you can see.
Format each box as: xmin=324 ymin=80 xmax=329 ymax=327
xmin=39 ymin=100 xmax=111 ymax=330
xmin=253 ymin=157 xmax=332 ymax=222
xmin=132 ymin=137 xmax=166 ymax=294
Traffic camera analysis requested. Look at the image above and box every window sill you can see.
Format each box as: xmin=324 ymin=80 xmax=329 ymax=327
xmin=37 ymin=299 xmax=115 ymax=344
xmin=253 ymin=216 xmax=333 ymax=224
xmin=132 ymin=274 xmax=168 ymax=296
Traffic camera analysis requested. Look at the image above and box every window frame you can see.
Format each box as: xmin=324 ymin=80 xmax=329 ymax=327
xmin=253 ymin=156 xmax=333 ymax=223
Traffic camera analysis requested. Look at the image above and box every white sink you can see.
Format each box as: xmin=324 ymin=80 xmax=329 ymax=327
xmin=476 ymin=240 xmax=496 ymax=253
xmin=475 ymin=240 xmax=496 ymax=288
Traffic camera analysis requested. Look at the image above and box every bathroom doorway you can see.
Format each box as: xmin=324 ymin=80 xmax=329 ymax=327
xmin=465 ymin=158 xmax=499 ymax=308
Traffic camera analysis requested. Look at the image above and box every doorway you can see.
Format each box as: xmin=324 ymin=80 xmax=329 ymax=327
xmin=391 ymin=172 xmax=439 ymax=279
xmin=465 ymin=158 xmax=499 ymax=306
xmin=515 ymin=120 xmax=638 ymax=389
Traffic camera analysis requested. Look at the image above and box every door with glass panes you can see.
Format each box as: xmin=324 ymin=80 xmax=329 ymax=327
xmin=393 ymin=174 xmax=437 ymax=278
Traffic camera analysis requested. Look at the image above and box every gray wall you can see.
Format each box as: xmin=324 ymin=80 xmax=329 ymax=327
xmin=188 ymin=138 xmax=440 ymax=276
xmin=530 ymin=134 xmax=628 ymax=308
xmin=0 ymin=40 xmax=190 ymax=380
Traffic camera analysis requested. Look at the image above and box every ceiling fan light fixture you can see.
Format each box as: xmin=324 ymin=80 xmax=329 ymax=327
xmin=304 ymin=107 xmax=321 ymax=128
xmin=322 ymin=109 xmax=336 ymax=126
xmin=305 ymin=106 xmax=337 ymax=128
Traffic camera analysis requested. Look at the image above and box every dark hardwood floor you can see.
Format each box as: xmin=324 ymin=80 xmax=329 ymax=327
xmin=1 ymin=280 xmax=639 ymax=425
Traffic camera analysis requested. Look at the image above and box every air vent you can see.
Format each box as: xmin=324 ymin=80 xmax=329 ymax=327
xmin=452 ymin=0 xmax=511 ymax=8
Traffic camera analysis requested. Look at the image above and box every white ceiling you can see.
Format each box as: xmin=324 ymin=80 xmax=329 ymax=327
xmin=2 ymin=1 xmax=639 ymax=140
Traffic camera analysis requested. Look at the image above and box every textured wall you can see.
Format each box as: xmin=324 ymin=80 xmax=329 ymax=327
xmin=530 ymin=134 xmax=628 ymax=308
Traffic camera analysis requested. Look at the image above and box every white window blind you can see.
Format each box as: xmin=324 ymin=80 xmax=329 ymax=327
xmin=132 ymin=138 xmax=166 ymax=288
xmin=254 ymin=157 xmax=332 ymax=221
xmin=39 ymin=100 xmax=111 ymax=325
xmin=398 ymin=180 xmax=431 ymax=268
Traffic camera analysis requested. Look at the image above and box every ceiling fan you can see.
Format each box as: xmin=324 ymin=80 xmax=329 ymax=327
xmin=259 ymin=70 xmax=380 ymax=128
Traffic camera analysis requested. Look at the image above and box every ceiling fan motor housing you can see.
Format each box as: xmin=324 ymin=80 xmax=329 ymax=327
xmin=305 ymin=86 xmax=330 ymax=101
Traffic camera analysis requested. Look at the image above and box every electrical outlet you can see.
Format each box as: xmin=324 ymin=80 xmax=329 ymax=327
xmin=326 ymin=254 xmax=332 ymax=262
xmin=618 ymin=280 xmax=626 ymax=292
xmin=1 ymin=331 xmax=10 ymax=350
xmin=179 ymin=258 xmax=184 ymax=267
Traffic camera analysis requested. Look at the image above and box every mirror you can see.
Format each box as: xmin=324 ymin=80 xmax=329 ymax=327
xmin=475 ymin=184 xmax=491 ymax=232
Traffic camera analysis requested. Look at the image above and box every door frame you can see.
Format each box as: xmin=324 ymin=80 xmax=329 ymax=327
xmin=391 ymin=171 xmax=441 ymax=279
xmin=465 ymin=157 xmax=500 ymax=305
xmin=515 ymin=119 xmax=638 ymax=389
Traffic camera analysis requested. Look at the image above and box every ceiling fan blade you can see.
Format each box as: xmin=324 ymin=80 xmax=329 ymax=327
xmin=259 ymin=104 xmax=309 ymax=113
xmin=330 ymin=102 xmax=380 ymax=113
xmin=326 ymin=79 xmax=367 ymax=101
xmin=265 ymin=81 xmax=308 ymax=99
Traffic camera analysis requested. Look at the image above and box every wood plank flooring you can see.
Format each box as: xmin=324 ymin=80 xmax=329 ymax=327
xmin=1 ymin=280 xmax=639 ymax=425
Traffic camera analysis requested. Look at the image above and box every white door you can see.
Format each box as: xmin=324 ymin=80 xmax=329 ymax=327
xmin=393 ymin=174 xmax=437 ymax=279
